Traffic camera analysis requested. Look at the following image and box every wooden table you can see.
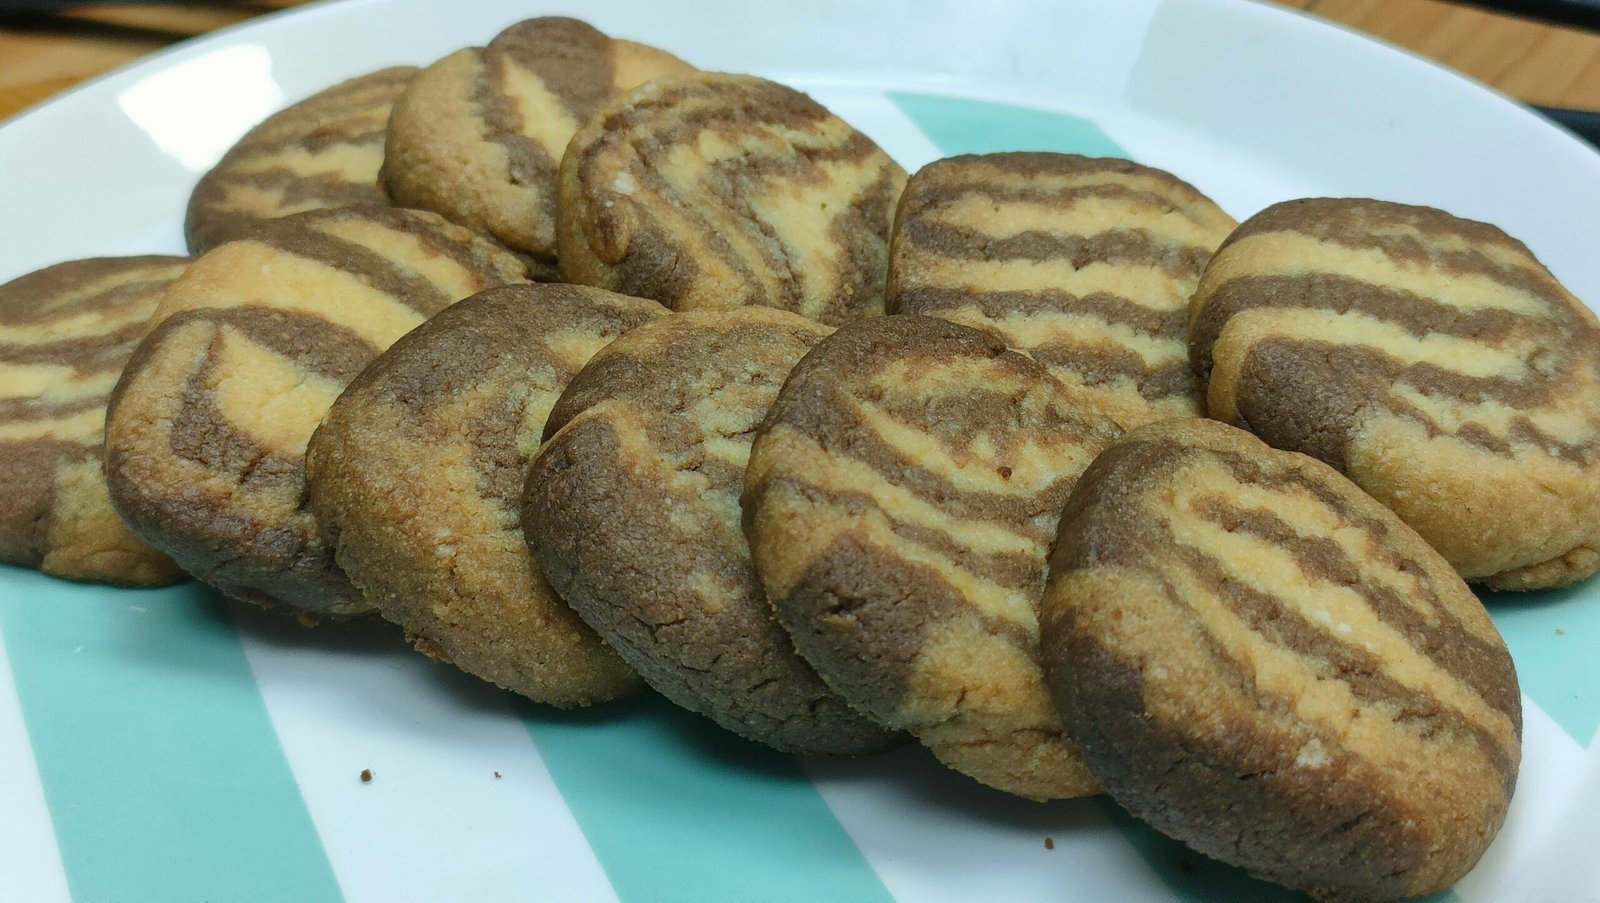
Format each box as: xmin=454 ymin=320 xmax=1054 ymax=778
xmin=2 ymin=0 xmax=1597 ymax=121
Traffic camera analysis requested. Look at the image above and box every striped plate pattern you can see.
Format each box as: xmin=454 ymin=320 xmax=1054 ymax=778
xmin=889 ymin=152 xmax=1235 ymax=429
xmin=383 ymin=17 xmax=693 ymax=273
xmin=745 ymin=314 xmax=1123 ymax=800
xmin=306 ymin=283 xmax=664 ymax=706
xmin=1191 ymin=198 xmax=1600 ymax=590
xmin=104 ymin=207 xmax=527 ymax=615
xmin=1042 ymin=417 xmax=1521 ymax=900
xmin=0 ymin=256 xmax=189 ymax=585
xmin=185 ymin=67 xmax=417 ymax=254
xmin=3 ymin=89 xmax=1597 ymax=903
xmin=558 ymin=73 xmax=907 ymax=326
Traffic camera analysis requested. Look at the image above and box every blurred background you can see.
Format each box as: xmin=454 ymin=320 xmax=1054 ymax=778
xmin=1 ymin=0 xmax=1597 ymax=140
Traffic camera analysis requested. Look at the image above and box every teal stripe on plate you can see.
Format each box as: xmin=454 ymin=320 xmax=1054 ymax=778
xmin=887 ymin=92 xmax=1126 ymax=158
xmin=1095 ymin=798 xmax=1313 ymax=903
xmin=1097 ymin=798 xmax=1464 ymax=903
xmin=0 ymin=566 xmax=341 ymax=903
xmin=523 ymin=695 xmax=892 ymax=903
xmin=1481 ymin=583 xmax=1600 ymax=747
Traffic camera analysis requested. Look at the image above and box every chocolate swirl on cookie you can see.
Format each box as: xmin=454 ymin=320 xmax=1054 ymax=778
xmin=383 ymin=17 xmax=693 ymax=276
xmin=186 ymin=67 xmax=417 ymax=253
xmin=106 ymin=206 xmax=527 ymax=615
xmin=308 ymin=284 xmax=661 ymax=705
xmin=1041 ymin=417 xmax=1521 ymax=901
xmin=526 ymin=307 xmax=901 ymax=753
xmin=890 ymin=153 xmax=1235 ymax=428
xmin=1191 ymin=198 xmax=1600 ymax=589
xmin=559 ymin=73 xmax=906 ymax=326
xmin=0 ymin=256 xmax=189 ymax=585
xmin=744 ymin=315 xmax=1122 ymax=797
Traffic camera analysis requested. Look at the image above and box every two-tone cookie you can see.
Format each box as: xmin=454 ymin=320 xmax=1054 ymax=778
xmin=524 ymin=307 xmax=900 ymax=753
xmin=743 ymin=315 xmax=1122 ymax=797
xmin=1191 ymin=198 xmax=1600 ymax=589
xmin=306 ymin=284 xmax=662 ymax=706
xmin=0 ymin=256 xmax=189 ymax=586
xmin=106 ymin=206 xmax=527 ymax=616
xmin=1041 ymin=417 xmax=1521 ymax=901
xmin=186 ymin=67 xmax=417 ymax=253
xmin=889 ymin=152 xmax=1235 ymax=428
xmin=558 ymin=73 xmax=906 ymax=325
xmin=382 ymin=17 xmax=693 ymax=278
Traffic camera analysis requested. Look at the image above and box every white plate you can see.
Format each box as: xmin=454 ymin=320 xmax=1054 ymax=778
xmin=2 ymin=1 xmax=1598 ymax=901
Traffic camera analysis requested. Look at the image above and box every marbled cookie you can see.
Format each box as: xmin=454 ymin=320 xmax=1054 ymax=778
xmin=0 ymin=257 xmax=188 ymax=585
xmin=306 ymin=284 xmax=660 ymax=705
xmin=382 ymin=17 xmax=693 ymax=278
xmin=743 ymin=316 xmax=1122 ymax=796
xmin=186 ymin=67 xmax=416 ymax=253
xmin=1041 ymin=417 xmax=1521 ymax=901
xmin=559 ymin=73 xmax=906 ymax=325
xmin=889 ymin=153 xmax=1235 ymax=428
xmin=106 ymin=207 xmax=527 ymax=615
xmin=1191 ymin=198 xmax=1600 ymax=589
xmin=525 ymin=308 xmax=900 ymax=752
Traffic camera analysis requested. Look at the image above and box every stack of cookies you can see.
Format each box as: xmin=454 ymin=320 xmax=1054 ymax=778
xmin=7 ymin=14 xmax=1598 ymax=902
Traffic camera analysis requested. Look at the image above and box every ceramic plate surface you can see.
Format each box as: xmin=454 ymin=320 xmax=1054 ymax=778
xmin=1 ymin=1 xmax=1597 ymax=900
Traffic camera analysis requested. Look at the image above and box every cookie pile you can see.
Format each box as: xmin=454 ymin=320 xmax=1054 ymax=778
xmin=105 ymin=206 xmax=527 ymax=614
xmin=5 ymin=13 xmax=1595 ymax=902
xmin=382 ymin=17 xmax=694 ymax=279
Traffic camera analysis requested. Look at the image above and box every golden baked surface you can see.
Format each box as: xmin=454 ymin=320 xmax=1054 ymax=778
xmin=186 ymin=67 xmax=417 ymax=253
xmin=744 ymin=314 xmax=1122 ymax=798
xmin=0 ymin=256 xmax=190 ymax=586
xmin=891 ymin=152 xmax=1235 ymax=428
xmin=525 ymin=307 xmax=900 ymax=753
xmin=105 ymin=206 xmax=527 ymax=615
xmin=1042 ymin=417 xmax=1521 ymax=901
xmin=1191 ymin=197 xmax=1600 ymax=589
xmin=308 ymin=283 xmax=661 ymax=705
xmin=383 ymin=17 xmax=693 ymax=274
xmin=558 ymin=73 xmax=906 ymax=325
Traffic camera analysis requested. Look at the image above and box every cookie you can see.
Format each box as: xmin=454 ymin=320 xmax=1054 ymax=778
xmin=306 ymin=284 xmax=662 ymax=706
xmin=889 ymin=152 xmax=1235 ymax=428
xmin=743 ymin=315 xmax=1123 ymax=796
xmin=186 ymin=66 xmax=417 ymax=254
xmin=558 ymin=73 xmax=906 ymax=325
xmin=524 ymin=307 xmax=901 ymax=753
xmin=105 ymin=206 xmax=527 ymax=615
xmin=1190 ymin=197 xmax=1600 ymax=589
xmin=1040 ymin=417 xmax=1521 ymax=901
xmin=0 ymin=256 xmax=188 ymax=586
xmin=382 ymin=17 xmax=693 ymax=278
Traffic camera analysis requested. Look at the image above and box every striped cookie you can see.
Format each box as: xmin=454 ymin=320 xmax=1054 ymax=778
xmin=307 ymin=284 xmax=660 ymax=705
xmin=744 ymin=315 xmax=1122 ymax=797
xmin=525 ymin=307 xmax=901 ymax=753
xmin=383 ymin=18 xmax=693 ymax=279
xmin=105 ymin=207 xmax=527 ymax=615
xmin=186 ymin=66 xmax=417 ymax=254
xmin=558 ymin=73 xmax=906 ymax=326
xmin=1041 ymin=417 xmax=1521 ymax=901
xmin=1191 ymin=198 xmax=1600 ymax=590
xmin=0 ymin=256 xmax=188 ymax=586
xmin=889 ymin=153 xmax=1235 ymax=428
